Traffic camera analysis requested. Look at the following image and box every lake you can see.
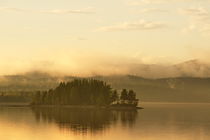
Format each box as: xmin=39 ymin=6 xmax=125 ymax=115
xmin=0 ymin=102 xmax=210 ymax=140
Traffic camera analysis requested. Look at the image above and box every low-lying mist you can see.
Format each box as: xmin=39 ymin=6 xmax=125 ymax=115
xmin=0 ymin=50 xmax=210 ymax=78
xmin=1 ymin=59 xmax=210 ymax=79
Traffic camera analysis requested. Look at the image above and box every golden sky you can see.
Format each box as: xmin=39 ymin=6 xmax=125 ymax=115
xmin=0 ymin=0 xmax=210 ymax=75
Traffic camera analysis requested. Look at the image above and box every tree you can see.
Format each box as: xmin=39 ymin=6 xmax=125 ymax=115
xmin=120 ymin=89 xmax=128 ymax=104
xmin=110 ymin=90 xmax=119 ymax=104
xmin=128 ymin=90 xmax=136 ymax=104
xmin=32 ymin=79 xmax=113 ymax=106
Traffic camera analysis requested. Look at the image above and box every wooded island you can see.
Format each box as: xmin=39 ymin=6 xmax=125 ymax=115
xmin=32 ymin=79 xmax=139 ymax=108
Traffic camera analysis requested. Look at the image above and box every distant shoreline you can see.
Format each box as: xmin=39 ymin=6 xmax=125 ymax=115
xmin=31 ymin=105 xmax=144 ymax=110
xmin=2 ymin=101 xmax=210 ymax=109
xmin=0 ymin=103 xmax=143 ymax=110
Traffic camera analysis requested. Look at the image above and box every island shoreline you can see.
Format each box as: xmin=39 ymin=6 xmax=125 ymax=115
xmin=0 ymin=103 xmax=143 ymax=110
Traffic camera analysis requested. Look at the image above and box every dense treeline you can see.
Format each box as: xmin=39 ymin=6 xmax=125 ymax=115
xmin=0 ymin=95 xmax=29 ymax=103
xmin=32 ymin=79 xmax=138 ymax=106
xmin=0 ymin=92 xmax=32 ymax=103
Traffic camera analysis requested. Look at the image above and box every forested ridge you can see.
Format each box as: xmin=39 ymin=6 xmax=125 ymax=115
xmin=2 ymin=73 xmax=210 ymax=103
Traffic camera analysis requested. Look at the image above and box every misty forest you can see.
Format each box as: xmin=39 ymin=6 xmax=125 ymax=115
xmin=1 ymin=71 xmax=210 ymax=103
xmin=31 ymin=79 xmax=138 ymax=107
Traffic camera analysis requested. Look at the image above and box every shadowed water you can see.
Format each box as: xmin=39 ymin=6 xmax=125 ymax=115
xmin=0 ymin=103 xmax=210 ymax=140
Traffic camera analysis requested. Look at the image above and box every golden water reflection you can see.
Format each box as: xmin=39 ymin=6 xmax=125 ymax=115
xmin=0 ymin=103 xmax=210 ymax=140
xmin=32 ymin=107 xmax=137 ymax=134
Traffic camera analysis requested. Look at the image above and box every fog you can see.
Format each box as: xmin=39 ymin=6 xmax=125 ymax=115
xmin=0 ymin=54 xmax=210 ymax=78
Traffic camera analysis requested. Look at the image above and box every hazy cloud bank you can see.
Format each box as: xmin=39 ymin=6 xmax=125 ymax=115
xmin=127 ymin=0 xmax=210 ymax=5
xmin=0 ymin=7 xmax=95 ymax=14
xmin=96 ymin=20 xmax=166 ymax=32
xmin=0 ymin=54 xmax=210 ymax=78
xmin=180 ymin=7 xmax=210 ymax=33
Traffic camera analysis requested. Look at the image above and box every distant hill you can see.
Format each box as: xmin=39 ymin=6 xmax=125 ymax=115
xmin=96 ymin=75 xmax=210 ymax=103
xmin=173 ymin=59 xmax=210 ymax=77
xmin=90 ymin=59 xmax=210 ymax=78
xmin=0 ymin=71 xmax=210 ymax=103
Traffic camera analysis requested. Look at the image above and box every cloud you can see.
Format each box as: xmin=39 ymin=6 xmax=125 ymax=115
xmin=127 ymin=0 xmax=194 ymax=5
xmin=65 ymin=36 xmax=87 ymax=41
xmin=181 ymin=8 xmax=209 ymax=19
xmin=40 ymin=7 xmax=95 ymax=14
xmin=0 ymin=7 xmax=95 ymax=14
xmin=140 ymin=8 xmax=169 ymax=13
xmin=77 ymin=37 xmax=87 ymax=40
xmin=0 ymin=7 xmax=25 ymax=12
xmin=180 ymin=7 xmax=210 ymax=33
xmin=96 ymin=20 xmax=166 ymax=32
xmin=128 ymin=0 xmax=167 ymax=5
xmin=182 ymin=24 xmax=196 ymax=33
xmin=1 ymin=49 xmax=210 ymax=78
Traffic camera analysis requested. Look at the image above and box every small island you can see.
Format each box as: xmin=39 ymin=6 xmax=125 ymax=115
xmin=31 ymin=79 xmax=141 ymax=109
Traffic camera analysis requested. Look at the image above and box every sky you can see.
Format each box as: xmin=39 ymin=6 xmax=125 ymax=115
xmin=0 ymin=0 xmax=210 ymax=76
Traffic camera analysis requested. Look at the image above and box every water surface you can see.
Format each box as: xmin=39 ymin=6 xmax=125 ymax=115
xmin=0 ymin=103 xmax=210 ymax=140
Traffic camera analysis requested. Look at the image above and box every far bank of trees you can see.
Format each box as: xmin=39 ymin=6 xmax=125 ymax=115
xmin=32 ymin=79 xmax=139 ymax=107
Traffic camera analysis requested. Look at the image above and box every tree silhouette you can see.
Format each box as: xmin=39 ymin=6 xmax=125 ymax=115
xmin=128 ymin=90 xmax=137 ymax=104
xmin=120 ymin=89 xmax=128 ymax=104
xmin=32 ymin=79 xmax=112 ymax=106
xmin=110 ymin=90 xmax=119 ymax=104
xmin=32 ymin=79 xmax=139 ymax=107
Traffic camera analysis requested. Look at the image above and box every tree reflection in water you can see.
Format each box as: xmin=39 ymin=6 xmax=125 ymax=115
xmin=32 ymin=107 xmax=138 ymax=134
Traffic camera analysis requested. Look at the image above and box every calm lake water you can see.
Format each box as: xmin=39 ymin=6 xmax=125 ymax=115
xmin=0 ymin=103 xmax=210 ymax=140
